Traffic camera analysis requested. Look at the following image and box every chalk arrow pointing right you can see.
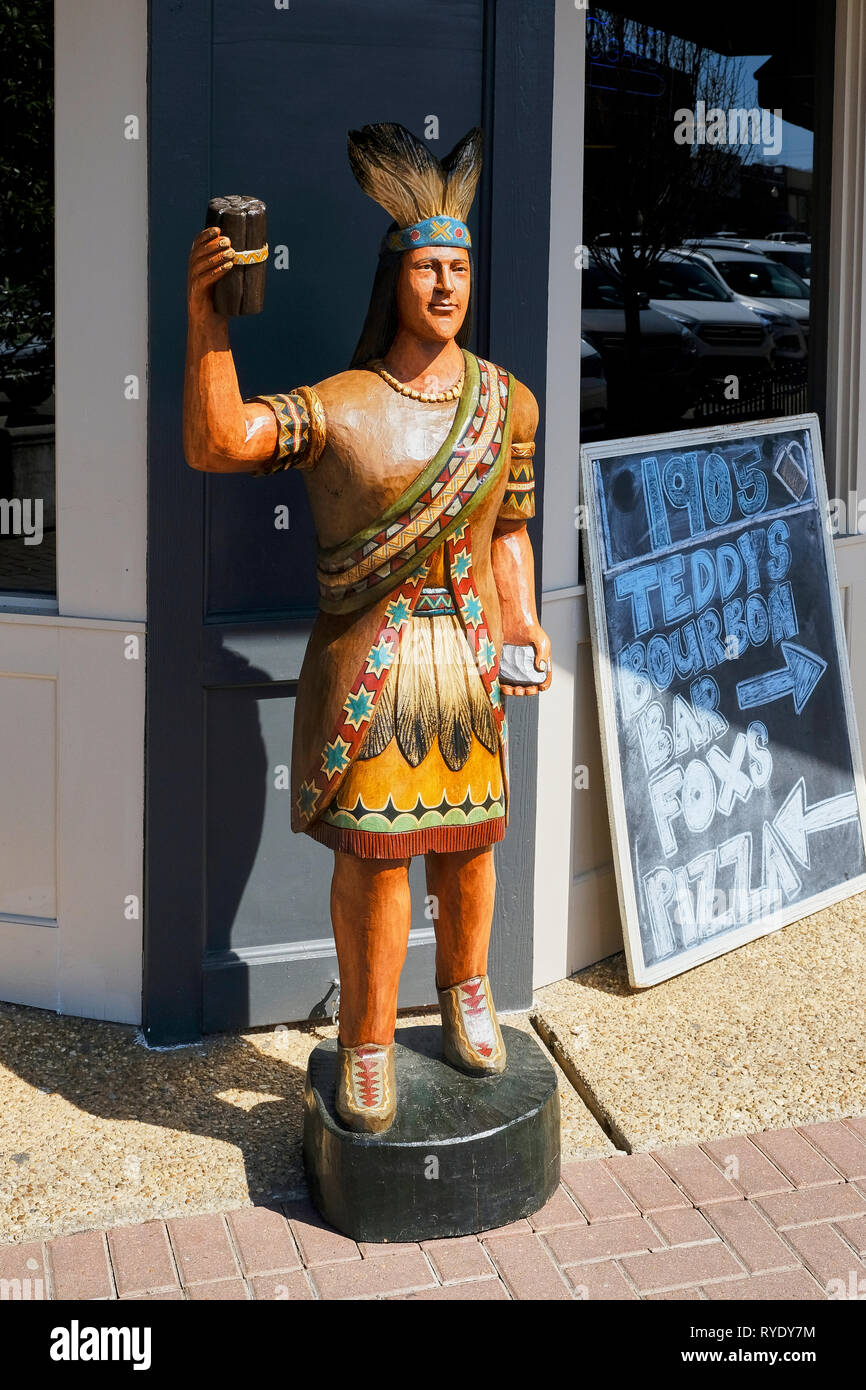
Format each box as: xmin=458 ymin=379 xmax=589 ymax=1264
xmin=773 ymin=776 xmax=860 ymax=867
xmin=736 ymin=641 xmax=827 ymax=715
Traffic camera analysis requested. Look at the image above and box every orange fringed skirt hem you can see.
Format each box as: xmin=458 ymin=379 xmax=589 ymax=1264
xmin=306 ymin=815 xmax=506 ymax=860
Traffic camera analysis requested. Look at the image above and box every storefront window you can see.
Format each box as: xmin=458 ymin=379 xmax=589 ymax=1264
xmin=581 ymin=1 xmax=832 ymax=444
xmin=0 ymin=2 xmax=55 ymax=595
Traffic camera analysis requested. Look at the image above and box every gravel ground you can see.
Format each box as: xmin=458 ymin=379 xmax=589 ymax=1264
xmin=0 ymin=1003 xmax=322 ymax=1244
xmin=532 ymin=891 xmax=866 ymax=1153
xmin=0 ymin=1002 xmax=612 ymax=1245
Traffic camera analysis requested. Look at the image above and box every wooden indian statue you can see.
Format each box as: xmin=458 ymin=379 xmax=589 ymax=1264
xmin=184 ymin=124 xmax=551 ymax=1133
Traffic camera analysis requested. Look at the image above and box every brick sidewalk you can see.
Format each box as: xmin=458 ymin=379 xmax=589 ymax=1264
xmin=2 ymin=1117 xmax=865 ymax=1300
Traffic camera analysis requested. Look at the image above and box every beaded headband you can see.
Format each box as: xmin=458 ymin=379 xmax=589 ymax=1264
xmin=387 ymin=217 xmax=472 ymax=253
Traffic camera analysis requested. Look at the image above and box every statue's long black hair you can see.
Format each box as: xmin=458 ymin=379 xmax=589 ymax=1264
xmin=349 ymin=225 xmax=474 ymax=368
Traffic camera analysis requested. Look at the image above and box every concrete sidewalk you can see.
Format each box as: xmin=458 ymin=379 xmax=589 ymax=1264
xmin=532 ymin=893 xmax=866 ymax=1152
xmin=0 ymin=1005 xmax=612 ymax=1245
xmin=2 ymin=1116 xmax=864 ymax=1300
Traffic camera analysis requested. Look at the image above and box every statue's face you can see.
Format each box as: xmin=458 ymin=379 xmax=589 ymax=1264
xmin=396 ymin=245 xmax=471 ymax=344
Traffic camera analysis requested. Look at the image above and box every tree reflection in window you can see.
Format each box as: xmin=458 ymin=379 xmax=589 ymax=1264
xmin=0 ymin=1 xmax=55 ymax=595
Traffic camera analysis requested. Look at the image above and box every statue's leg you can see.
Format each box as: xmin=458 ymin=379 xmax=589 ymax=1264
xmin=424 ymin=844 xmax=495 ymax=987
xmin=425 ymin=845 xmax=506 ymax=1075
xmin=330 ymin=850 xmax=412 ymax=1046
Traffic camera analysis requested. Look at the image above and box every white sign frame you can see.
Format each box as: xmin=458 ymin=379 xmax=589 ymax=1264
xmin=581 ymin=413 xmax=866 ymax=987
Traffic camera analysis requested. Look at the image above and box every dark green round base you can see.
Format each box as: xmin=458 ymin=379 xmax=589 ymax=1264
xmin=302 ymin=1024 xmax=560 ymax=1243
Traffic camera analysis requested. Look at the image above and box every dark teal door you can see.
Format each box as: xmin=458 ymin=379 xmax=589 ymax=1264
xmin=145 ymin=0 xmax=554 ymax=1042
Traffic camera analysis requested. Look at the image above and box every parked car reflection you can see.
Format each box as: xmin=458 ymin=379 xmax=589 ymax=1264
xmin=580 ymin=337 xmax=608 ymax=439
xmin=581 ymin=259 xmax=701 ymax=429
xmin=638 ymin=253 xmax=781 ymax=381
xmin=691 ymin=237 xmax=812 ymax=287
xmin=763 ymin=242 xmax=811 ymax=286
xmin=656 ymin=250 xmax=807 ymax=365
xmin=688 ymin=245 xmax=810 ymax=339
xmin=0 ymin=335 xmax=53 ymax=411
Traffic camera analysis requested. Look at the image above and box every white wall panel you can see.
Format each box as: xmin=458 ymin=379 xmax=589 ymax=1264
xmin=834 ymin=535 xmax=866 ymax=741
xmin=0 ymin=0 xmax=148 ymax=1022
xmin=0 ymin=616 xmax=144 ymax=1022
xmin=533 ymin=0 xmax=586 ymax=987
xmin=0 ymin=922 xmax=60 ymax=1012
xmin=54 ymin=0 xmax=147 ymax=620
xmin=826 ymin=0 xmax=866 ymax=507
xmin=0 ymin=675 xmax=57 ymax=919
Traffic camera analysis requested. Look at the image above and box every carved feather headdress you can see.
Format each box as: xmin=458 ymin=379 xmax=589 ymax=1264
xmin=347 ymin=123 xmax=483 ymax=251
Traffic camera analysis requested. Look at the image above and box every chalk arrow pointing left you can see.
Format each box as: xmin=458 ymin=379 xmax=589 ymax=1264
xmin=736 ymin=641 xmax=827 ymax=715
xmin=773 ymin=776 xmax=860 ymax=867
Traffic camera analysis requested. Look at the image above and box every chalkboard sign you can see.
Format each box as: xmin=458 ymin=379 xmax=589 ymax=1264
xmin=581 ymin=414 xmax=866 ymax=986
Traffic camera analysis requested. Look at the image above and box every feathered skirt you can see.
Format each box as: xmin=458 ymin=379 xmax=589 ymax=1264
xmin=309 ymin=550 xmax=506 ymax=859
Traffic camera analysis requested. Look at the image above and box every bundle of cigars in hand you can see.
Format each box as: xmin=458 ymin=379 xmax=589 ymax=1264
xmin=206 ymin=195 xmax=268 ymax=316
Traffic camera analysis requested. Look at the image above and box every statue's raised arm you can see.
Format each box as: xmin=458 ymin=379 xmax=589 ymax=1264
xmin=183 ymin=226 xmax=278 ymax=473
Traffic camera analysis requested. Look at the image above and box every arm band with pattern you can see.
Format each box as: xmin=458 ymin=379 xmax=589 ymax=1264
xmin=248 ymin=385 xmax=327 ymax=475
xmin=498 ymin=440 xmax=535 ymax=520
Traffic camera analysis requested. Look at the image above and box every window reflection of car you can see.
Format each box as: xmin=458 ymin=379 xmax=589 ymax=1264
xmin=635 ymin=253 xmax=779 ymax=376
xmin=688 ymin=246 xmax=810 ymax=340
xmin=0 ymin=336 xmax=54 ymax=409
xmin=657 ymin=250 xmax=807 ymax=366
xmin=689 ymin=236 xmax=812 ymax=288
xmin=580 ymin=337 xmax=607 ymax=439
xmin=580 ymin=260 xmax=700 ymax=423
xmin=763 ymin=243 xmax=811 ymax=286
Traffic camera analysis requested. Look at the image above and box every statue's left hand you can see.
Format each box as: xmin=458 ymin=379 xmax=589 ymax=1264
xmin=499 ymin=624 xmax=552 ymax=697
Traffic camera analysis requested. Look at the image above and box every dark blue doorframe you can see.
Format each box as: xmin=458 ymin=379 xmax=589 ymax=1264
xmin=144 ymin=0 xmax=555 ymax=1043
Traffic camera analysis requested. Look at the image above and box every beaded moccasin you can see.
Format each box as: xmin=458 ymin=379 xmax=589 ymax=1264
xmin=437 ymin=974 xmax=506 ymax=1076
xmin=335 ymin=1042 xmax=396 ymax=1134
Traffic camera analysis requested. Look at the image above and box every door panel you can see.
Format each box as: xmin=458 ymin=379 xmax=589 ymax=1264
xmin=146 ymin=0 xmax=554 ymax=1041
xmin=202 ymin=679 xmax=439 ymax=1028
xmin=200 ymin=0 xmax=483 ymax=1028
xmin=204 ymin=474 xmax=319 ymax=619
xmin=206 ymin=2 xmax=484 ymax=621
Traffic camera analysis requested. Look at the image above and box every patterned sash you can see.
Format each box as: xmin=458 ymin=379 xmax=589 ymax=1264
xmin=317 ymin=352 xmax=512 ymax=615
